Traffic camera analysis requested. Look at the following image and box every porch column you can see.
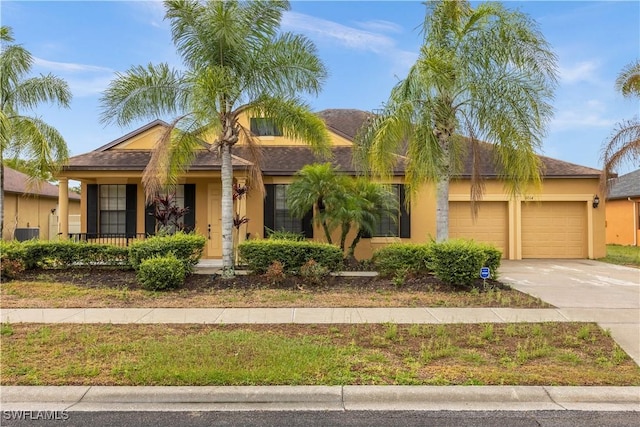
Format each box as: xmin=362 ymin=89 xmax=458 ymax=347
xmin=236 ymin=177 xmax=248 ymax=245
xmin=58 ymin=177 xmax=69 ymax=239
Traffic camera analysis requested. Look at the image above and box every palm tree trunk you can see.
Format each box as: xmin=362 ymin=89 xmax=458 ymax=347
xmin=435 ymin=175 xmax=449 ymax=242
xmin=0 ymin=155 xmax=4 ymax=240
xmin=436 ymin=134 xmax=451 ymax=242
xmin=221 ymin=143 xmax=234 ymax=276
xmin=347 ymin=230 xmax=363 ymax=259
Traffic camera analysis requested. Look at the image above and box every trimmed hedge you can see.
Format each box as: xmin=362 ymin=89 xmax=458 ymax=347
xmin=238 ymin=240 xmax=343 ymax=274
xmin=372 ymin=243 xmax=434 ymax=277
xmin=431 ymin=239 xmax=502 ymax=287
xmin=129 ymin=232 xmax=205 ymax=273
xmin=136 ymin=254 xmax=186 ymax=291
xmin=0 ymin=240 xmax=129 ymax=272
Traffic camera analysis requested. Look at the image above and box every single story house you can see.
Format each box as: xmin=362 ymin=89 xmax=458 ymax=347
xmin=2 ymin=166 xmax=81 ymax=241
xmin=605 ymin=169 xmax=640 ymax=246
xmin=56 ymin=109 xmax=606 ymax=260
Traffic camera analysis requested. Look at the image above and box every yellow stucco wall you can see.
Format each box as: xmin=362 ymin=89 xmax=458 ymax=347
xmin=606 ymin=198 xmax=640 ymax=246
xmin=2 ymin=193 xmax=80 ymax=241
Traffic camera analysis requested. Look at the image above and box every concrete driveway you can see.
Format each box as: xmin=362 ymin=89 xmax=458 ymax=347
xmin=500 ymin=259 xmax=640 ymax=365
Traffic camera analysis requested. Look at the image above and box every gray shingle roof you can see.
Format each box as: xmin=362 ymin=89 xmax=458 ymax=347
xmin=63 ymin=109 xmax=601 ymax=179
xmin=3 ymin=166 xmax=80 ymax=199
xmin=607 ymin=169 xmax=640 ymax=199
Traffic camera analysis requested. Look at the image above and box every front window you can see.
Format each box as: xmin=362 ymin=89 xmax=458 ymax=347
xmin=250 ymin=118 xmax=282 ymax=136
xmin=373 ymin=185 xmax=400 ymax=237
xmin=274 ymin=184 xmax=301 ymax=233
xmin=99 ymin=184 xmax=126 ymax=234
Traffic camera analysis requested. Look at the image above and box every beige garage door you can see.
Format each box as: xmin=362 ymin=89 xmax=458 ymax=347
xmin=521 ymin=201 xmax=586 ymax=258
xmin=449 ymin=201 xmax=508 ymax=255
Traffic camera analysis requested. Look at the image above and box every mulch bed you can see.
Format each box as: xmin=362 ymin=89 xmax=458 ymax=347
xmin=18 ymin=267 xmax=506 ymax=294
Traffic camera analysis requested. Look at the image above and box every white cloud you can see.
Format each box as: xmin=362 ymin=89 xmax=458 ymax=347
xmin=282 ymin=11 xmax=397 ymax=54
xmin=34 ymin=57 xmax=113 ymax=74
xmin=550 ymin=110 xmax=616 ymax=131
xmin=355 ymin=19 xmax=404 ymax=34
xmin=128 ymin=0 xmax=167 ymax=29
xmin=559 ymin=60 xmax=600 ymax=84
xmin=281 ymin=11 xmax=417 ymax=78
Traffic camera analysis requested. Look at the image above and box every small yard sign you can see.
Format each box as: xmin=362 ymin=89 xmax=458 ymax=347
xmin=480 ymin=267 xmax=490 ymax=279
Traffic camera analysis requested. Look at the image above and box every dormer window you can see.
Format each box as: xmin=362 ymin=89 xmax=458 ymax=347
xmin=250 ymin=118 xmax=282 ymax=136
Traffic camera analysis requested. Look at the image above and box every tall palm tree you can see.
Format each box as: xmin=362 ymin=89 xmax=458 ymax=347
xmin=601 ymin=60 xmax=640 ymax=185
xmin=356 ymin=0 xmax=558 ymax=242
xmin=0 ymin=26 xmax=72 ymax=238
xmin=100 ymin=0 xmax=330 ymax=275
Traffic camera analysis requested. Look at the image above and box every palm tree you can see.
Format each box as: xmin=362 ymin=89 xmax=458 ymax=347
xmin=344 ymin=179 xmax=397 ymax=259
xmin=287 ymin=163 xmax=346 ymax=244
xmin=356 ymin=0 xmax=557 ymax=242
xmin=99 ymin=0 xmax=330 ymax=275
xmin=601 ymin=60 xmax=640 ymax=185
xmin=0 ymin=26 xmax=72 ymax=238
xmin=287 ymin=163 xmax=398 ymax=257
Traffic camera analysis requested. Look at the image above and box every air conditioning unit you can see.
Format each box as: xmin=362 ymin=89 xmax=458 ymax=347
xmin=14 ymin=228 xmax=40 ymax=242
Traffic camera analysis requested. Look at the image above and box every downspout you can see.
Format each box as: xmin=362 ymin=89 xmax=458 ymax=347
xmin=631 ymin=198 xmax=637 ymax=247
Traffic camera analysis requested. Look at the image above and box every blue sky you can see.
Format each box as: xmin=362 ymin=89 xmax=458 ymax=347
xmin=2 ymin=1 xmax=639 ymax=174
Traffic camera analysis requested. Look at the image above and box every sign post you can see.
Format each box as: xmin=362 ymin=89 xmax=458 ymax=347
xmin=480 ymin=267 xmax=490 ymax=289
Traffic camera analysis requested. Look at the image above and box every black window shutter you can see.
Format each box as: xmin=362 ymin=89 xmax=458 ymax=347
xmin=87 ymin=184 xmax=98 ymax=237
xmin=183 ymin=184 xmax=196 ymax=232
xmin=301 ymin=210 xmax=314 ymax=238
xmin=145 ymin=203 xmax=155 ymax=236
xmin=264 ymin=184 xmax=275 ymax=237
xmin=125 ymin=184 xmax=137 ymax=237
xmin=399 ymin=185 xmax=411 ymax=238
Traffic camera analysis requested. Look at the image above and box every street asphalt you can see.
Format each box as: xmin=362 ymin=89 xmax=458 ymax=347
xmin=1 ymin=259 xmax=639 ymax=412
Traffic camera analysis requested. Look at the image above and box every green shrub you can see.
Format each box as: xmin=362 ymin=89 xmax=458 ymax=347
xmin=477 ymin=242 xmax=502 ymax=279
xmin=136 ymin=254 xmax=186 ymax=291
xmin=431 ymin=239 xmax=502 ymax=287
xmin=0 ymin=244 xmax=25 ymax=279
xmin=372 ymin=243 xmax=434 ymax=277
xmin=129 ymin=232 xmax=205 ymax=272
xmin=0 ymin=240 xmax=131 ymax=270
xmin=238 ymin=240 xmax=343 ymax=273
xmin=266 ymin=228 xmax=306 ymax=241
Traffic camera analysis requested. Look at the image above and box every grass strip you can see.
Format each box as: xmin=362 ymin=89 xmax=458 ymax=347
xmin=1 ymin=281 xmax=548 ymax=309
xmin=2 ymin=323 xmax=638 ymax=386
xmin=600 ymin=245 xmax=640 ymax=267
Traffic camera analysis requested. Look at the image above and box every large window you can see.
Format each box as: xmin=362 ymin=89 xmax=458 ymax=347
xmin=373 ymin=185 xmax=400 ymax=237
xmin=274 ymin=184 xmax=302 ymax=233
xmin=371 ymin=184 xmax=410 ymax=238
xmin=250 ymin=118 xmax=282 ymax=136
xmin=264 ymin=184 xmax=312 ymax=237
xmin=99 ymin=184 xmax=126 ymax=234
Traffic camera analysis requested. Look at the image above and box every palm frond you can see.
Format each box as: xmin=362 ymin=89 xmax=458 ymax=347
xmin=600 ymin=118 xmax=640 ymax=193
xmin=9 ymin=116 xmax=69 ymax=176
xmin=99 ymin=63 xmax=189 ymax=126
xmin=615 ymin=60 xmax=640 ymax=98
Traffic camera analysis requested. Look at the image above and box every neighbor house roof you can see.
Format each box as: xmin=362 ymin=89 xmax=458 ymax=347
xmin=3 ymin=166 xmax=80 ymax=199
xmin=63 ymin=109 xmax=601 ymax=179
xmin=607 ymin=169 xmax=640 ymax=200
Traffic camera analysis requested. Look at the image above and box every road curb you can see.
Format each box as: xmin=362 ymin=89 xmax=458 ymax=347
xmin=2 ymin=386 xmax=639 ymax=412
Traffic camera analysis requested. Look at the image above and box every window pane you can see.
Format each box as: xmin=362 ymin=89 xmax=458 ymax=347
xmin=373 ymin=185 xmax=399 ymax=237
xmin=99 ymin=185 xmax=127 ymax=234
xmin=273 ymin=184 xmax=301 ymax=233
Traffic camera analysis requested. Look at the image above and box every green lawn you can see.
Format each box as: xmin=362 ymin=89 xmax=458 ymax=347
xmin=599 ymin=245 xmax=640 ymax=267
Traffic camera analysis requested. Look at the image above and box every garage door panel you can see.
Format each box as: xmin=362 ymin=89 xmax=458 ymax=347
xmin=521 ymin=201 xmax=586 ymax=258
xmin=449 ymin=201 xmax=508 ymax=256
